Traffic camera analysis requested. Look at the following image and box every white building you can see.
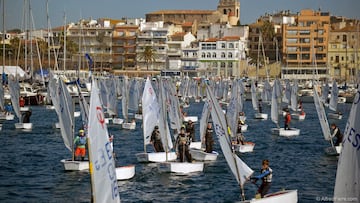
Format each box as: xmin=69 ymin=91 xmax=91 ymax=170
xmin=198 ymin=36 xmax=247 ymax=77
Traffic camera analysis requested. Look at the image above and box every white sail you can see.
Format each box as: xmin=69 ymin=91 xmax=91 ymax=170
xmin=329 ymin=80 xmax=339 ymax=112
xmin=321 ymin=82 xmax=329 ymax=104
xmin=271 ymin=79 xmax=280 ymax=125
xmin=88 ymin=81 xmax=120 ymax=203
xmin=0 ymin=82 xmax=4 ymax=110
xmin=142 ymin=78 xmax=160 ymax=145
xmin=8 ymin=77 xmax=21 ymax=121
xmin=206 ymin=85 xmax=253 ymax=186
xmin=99 ymin=79 xmax=108 ymax=109
xmin=199 ymin=100 xmax=210 ymax=143
xmin=128 ymin=78 xmax=140 ymax=111
xmin=158 ymin=79 xmax=173 ymax=151
xmin=283 ymin=79 xmax=291 ymax=104
xmin=55 ymin=80 xmax=74 ymax=151
xmin=105 ymin=78 xmax=118 ymax=117
xmin=290 ymin=80 xmax=298 ymax=112
xmin=313 ymin=82 xmax=331 ymax=141
xmin=251 ymin=80 xmax=258 ymax=111
xmin=226 ymin=82 xmax=239 ymax=137
xmin=165 ymin=80 xmax=181 ymax=134
xmin=334 ymin=86 xmax=360 ymax=203
xmin=77 ymin=83 xmax=89 ymax=128
xmin=262 ymin=80 xmax=272 ymax=103
xmin=121 ymin=76 xmax=129 ymax=121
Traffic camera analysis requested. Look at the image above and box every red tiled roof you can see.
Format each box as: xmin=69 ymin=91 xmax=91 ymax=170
xmin=220 ymin=36 xmax=240 ymax=41
xmin=172 ymin=32 xmax=186 ymax=37
xmin=182 ymin=22 xmax=193 ymax=27
xmin=205 ymin=38 xmax=218 ymax=42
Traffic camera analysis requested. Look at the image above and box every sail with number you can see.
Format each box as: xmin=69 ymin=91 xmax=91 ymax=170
xmin=313 ymin=82 xmax=331 ymax=141
xmin=142 ymin=78 xmax=160 ymax=146
xmin=206 ymin=85 xmax=253 ymax=186
xmin=329 ymin=80 xmax=339 ymax=112
xmin=88 ymin=81 xmax=120 ymax=203
xmin=333 ymin=86 xmax=360 ymax=203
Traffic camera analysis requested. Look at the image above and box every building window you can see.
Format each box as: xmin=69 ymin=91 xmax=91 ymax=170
xmin=201 ymin=53 xmax=205 ymax=58
xmin=334 ymin=67 xmax=340 ymax=76
xmin=207 ymin=52 xmax=211 ymax=58
xmin=335 ymin=56 xmax=339 ymax=63
xmin=341 ymin=56 xmax=344 ymax=61
xmin=228 ymin=62 xmax=233 ymax=68
xmin=212 ymin=62 xmax=217 ymax=67
xmin=212 ymin=52 xmax=216 ymax=58
xmin=229 ymin=43 xmax=234 ymax=48
xmin=221 ymin=43 xmax=226 ymax=48
xmin=342 ymin=35 xmax=347 ymax=42
xmin=228 ymin=52 xmax=233 ymax=58
xmin=221 ymin=62 xmax=226 ymax=67
xmin=221 ymin=52 xmax=226 ymax=58
xmin=330 ymin=56 xmax=333 ymax=61
xmin=332 ymin=44 xmax=337 ymax=49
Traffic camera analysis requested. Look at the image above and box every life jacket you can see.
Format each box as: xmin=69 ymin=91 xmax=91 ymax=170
xmin=262 ymin=167 xmax=273 ymax=182
xmin=178 ymin=134 xmax=188 ymax=145
xmin=78 ymin=136 xmax=87 ymax=145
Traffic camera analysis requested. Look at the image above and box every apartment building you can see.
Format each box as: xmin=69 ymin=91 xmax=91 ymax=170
xmin=282 ymin=9 xmax=330 ymax=80
xmin=328 ymin=23 xmax=360 ymax=82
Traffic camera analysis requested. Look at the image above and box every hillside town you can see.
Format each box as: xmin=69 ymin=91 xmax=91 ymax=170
xmin=1 ymin=0 xmax=359 ymax=82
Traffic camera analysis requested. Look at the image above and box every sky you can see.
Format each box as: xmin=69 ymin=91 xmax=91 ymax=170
xmin=2 ymin=0 xmax=360 ymax=31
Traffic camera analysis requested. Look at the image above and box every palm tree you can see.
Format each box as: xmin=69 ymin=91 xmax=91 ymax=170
xmin=138 ymin=46 xmax=156 ymax=70
xmin=260 ymin=20 xmax=275 ymax=41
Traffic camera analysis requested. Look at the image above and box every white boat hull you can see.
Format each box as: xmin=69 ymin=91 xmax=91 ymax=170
xmin=183 ymin=116 xmax=198 ymax=122
xmin=135 ymin=152 xmax=177 ymax=163
xmin=15 ymin=123 xmax=33 ymax=129
xmin=0 ymin=114 xmax=15 ymax=120
xmin=54 ymin=122 xmax=61 ymax=129
xmin=116 ymin=165 xmax=135 ymax=180
xmin=20 ymin=106 xmax=30 ymax=112
xmin=242 ymin=190 xmax=298 ymax=203
xmin=158 ymin=162 xmax=204 ymax=174
xmin=74 ymin=111 xmax=81 ymax=118
xmin=45 ymin=105 xmax=55 ymax=110
xmin=233 ymin=142 xmax=255 ymax=153
xmin=327 ymin=113 xmax=342 ymax=120
xmin=112 ymin=118 xmax=124 ymax=125
xmin=61 ymin=159 xmax=89 ymax=171
xmin=190 ymin=149 xmax=218 ymax=161
xmin=189 ymin=141 xmax=202 ymax=150
xmin=122 ymin=122 xmax=136 ymax=130
xmin=291 ymin=113 xmax=306 ymax=120
xmin=325 ymin=145 xmax=342 ymax=156
xmin=254 ymin=113 xmax=268 ymax=120
xmin=134 ymin=114 xmax=143 ymax=120
xmin=271 ymin=128 xmax=300 ymax=137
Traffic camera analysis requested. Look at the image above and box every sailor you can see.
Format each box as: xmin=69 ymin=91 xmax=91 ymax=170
xmin=21 ymin=109 xmax=32 ymax=123
xmin=4 ymin=102 xmax=13 ymax=115
xmin=258 ymin=99 xmax=263 ymax=113
xmin=19 ymin=96 xmax=25 ymax=107
xmin=186 ymin=119 xmax=195 ymax=142
xmin=330 ymin=123 xmax=343 ymax=146
xmin=204 ymin=122 xmax=214 ymax=153
xmin=251 ymin=159 xmax=272 ymax=198
xmin=284 ymin=110 xmax=291 ymax=130
xmin=74 ymin=129 xmax=87 ymax=161
xmin=175 ymin=127 xmax=192 ymax=162
xmin=150 ymin=126 xmax=164 ymax=152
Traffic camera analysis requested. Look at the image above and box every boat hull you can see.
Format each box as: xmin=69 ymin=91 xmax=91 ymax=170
xmin=116 ymin=165 xmax=135 ymax=180
xmin=325 ymin=145 xmax=342 ymax=156
xmin=254 ymin=113 xmax=268 ymax=120
xmin=15 ymin=123 xmax=33 ymax=129
xmin=271 ymin=128 xmax=300 ymax=137
xmin=61 ymin=159 xmax=89 ymax=171
xmin=0 ymin=113 xmax=15 ymax=120
xmin=158 ymin=162 xmax=204 ymax=174
xmin=183 ymin=116 xmax=198 ymax=122
xmin=233 ymin=142 xmax=255 ymax=153
xmin=122 ymin=122 xmax=136 ymax=130
xmin=135 ymin=152 xmax=177 ymax=163
xmin=134 ymin=114 xmax=143 ymax=120
xmin=242 ymin=190 xmax=298 ymax=203
xmin=327 ymin=113 xmax=342 ymax=120
xmin=190 ymin=149 xmax=218 ymax=161
xmin=189 ymin=141 xmax=202 ymax=150
xmin=291 ymin=113 xmax=306 ymax=120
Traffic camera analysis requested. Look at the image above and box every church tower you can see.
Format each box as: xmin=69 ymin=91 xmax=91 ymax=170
xmin=217 ymin=0 xmax=240 ymax=25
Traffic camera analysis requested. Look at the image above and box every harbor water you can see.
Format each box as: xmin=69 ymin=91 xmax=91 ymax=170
xmin=0 ymin=100 xmax=351 ymax=202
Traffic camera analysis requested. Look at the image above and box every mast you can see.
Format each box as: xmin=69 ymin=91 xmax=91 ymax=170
xmin=29 ymin=0 xmax=33 ymax=80
xmin=46 ymin=0 xmax=50 ymax=69
xmin=63 ymin=12 xmax=66 ymax=72
xmin=2 ymin=0 xmax=5 ymax=76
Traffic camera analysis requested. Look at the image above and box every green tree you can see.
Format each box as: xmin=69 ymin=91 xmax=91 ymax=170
xmin=260 ymin=20 xmax=275 ymax=41
xmin=138 ymin=46 xmax=157 ymax=70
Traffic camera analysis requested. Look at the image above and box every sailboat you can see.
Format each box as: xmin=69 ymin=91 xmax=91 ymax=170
xmin=290 ymin=80 xmax=306 ymax=120
xmin=327 ymin=80 xmax=342 ymax=120
xmin=333 ymin=85 xmax=359 ymax=203
xmin=157 ymin=77 xmax=204 ymax=174
xmin=313 ymin=81 xmax=341 ymax=155
xmin=189 ymin=99 xmax=219 ymax=161
xmin=135 ymin=77 xmax=177 ymax=163
xmin=8 ymin=76 xmax=33 ymax=129
xmin=87 ymin=80 xmax=120 ymax=203
xmin=0 ymin=80 xmax=15 ymax=121
xmin=50 ymin=79 xmax=89 ymax=171
xmin=251 ymin=80 xmax=268 ymax=120
xmin=271 ymin=79 xmax=300 ymax=137
xmin=206 ymin=84 xmax=298 ymax=202
xmin=121 ymin=76 xmax=136 ymax=129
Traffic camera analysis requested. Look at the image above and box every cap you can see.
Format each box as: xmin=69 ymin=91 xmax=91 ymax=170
xmin=79 ymin=129 xmax=84 ymax=133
